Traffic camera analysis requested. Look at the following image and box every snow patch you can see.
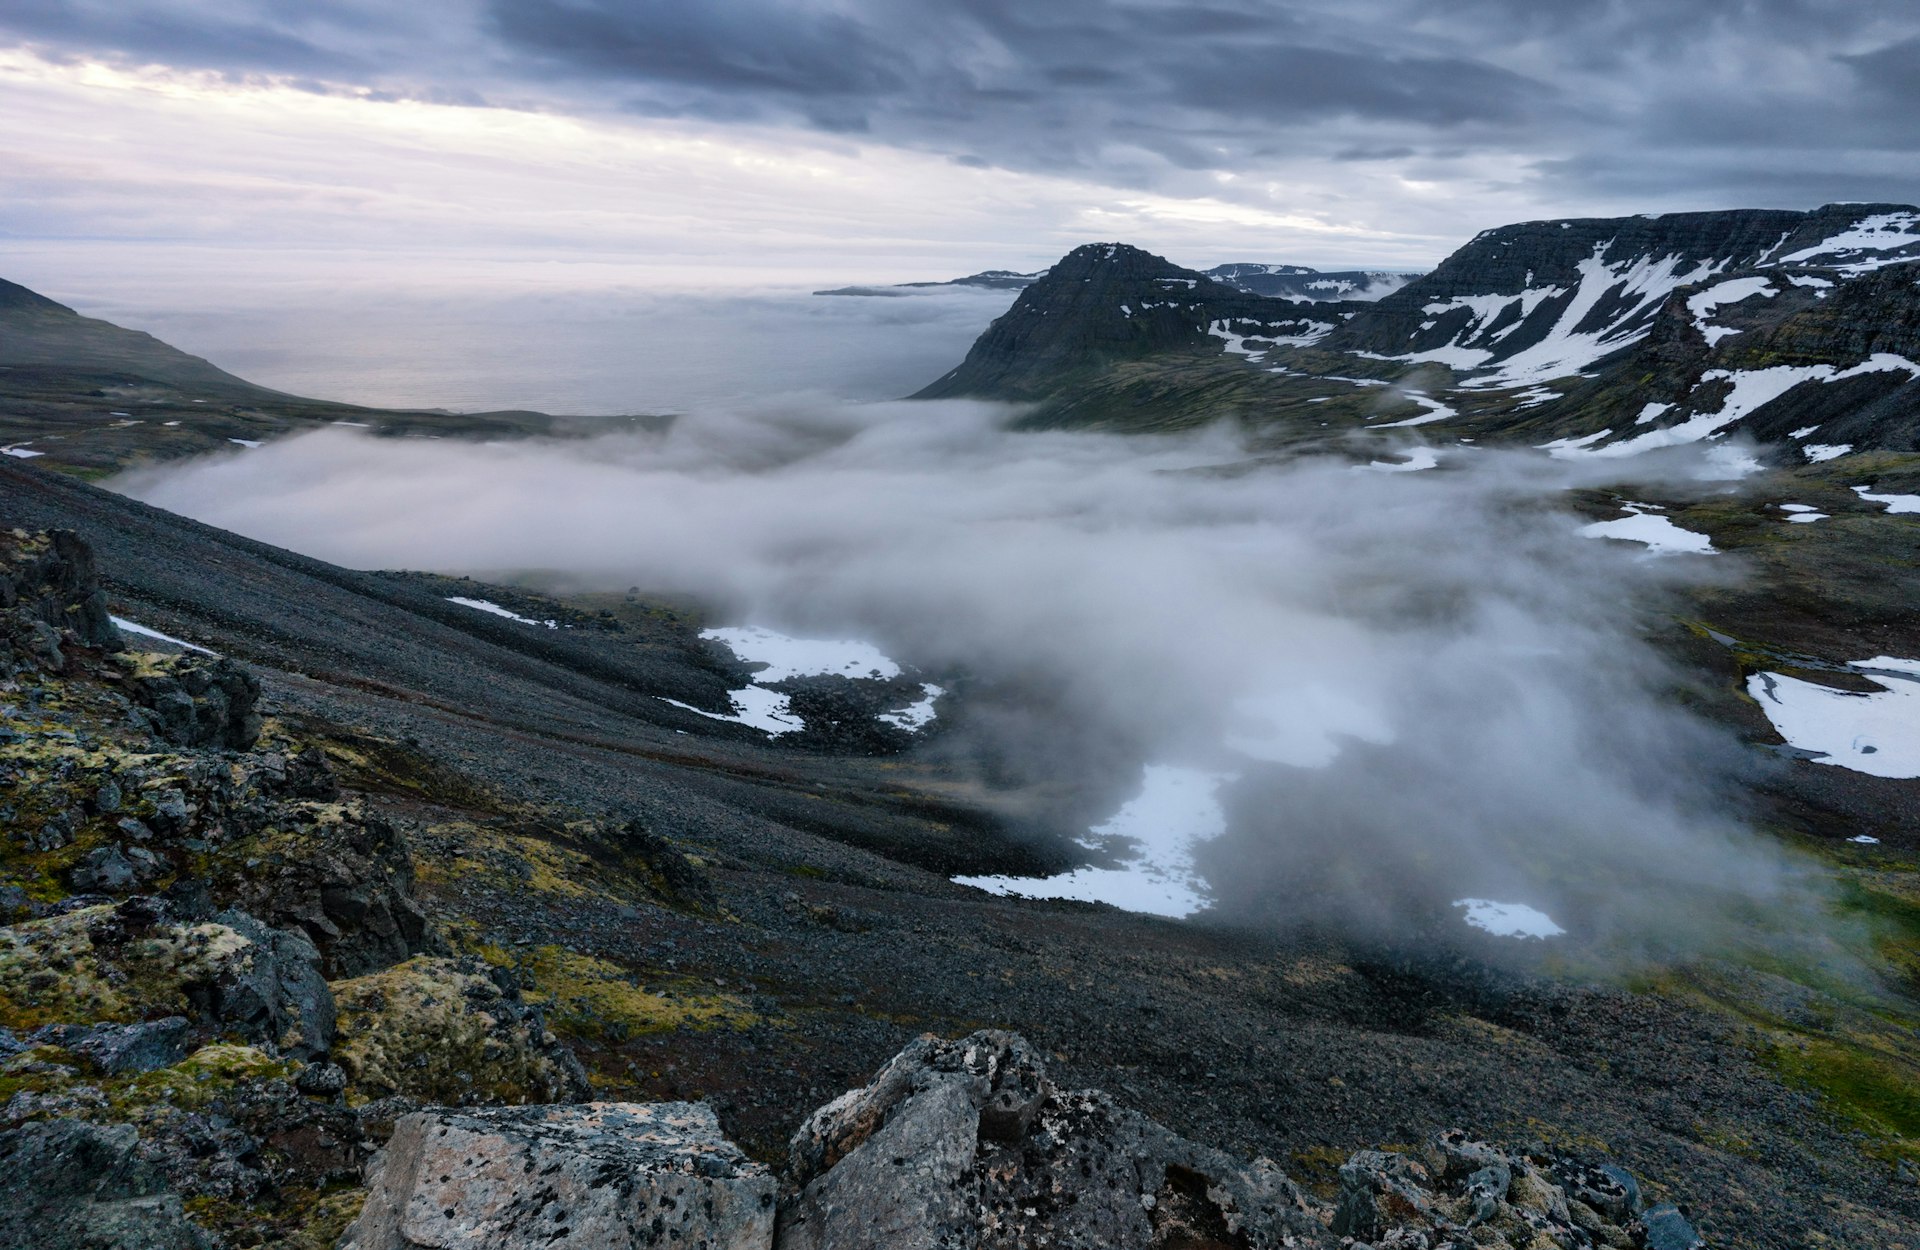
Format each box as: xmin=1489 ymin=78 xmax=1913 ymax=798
xmin=1564 ymin=355 xmax=1920 ymax=459
xmin=1377 ymin=393 xmax=1457 ymax=428
xmin=1537 ymin=429 xmax=1611 ymax=457
xmin=1748 ymin=657 xmax=1920 ymax=778
xmin=1686 ymin=276 xmax=1776 ymax=345
xmin=1803 ymin=444 xmax=1852 ymax=463
xmin=110 ymin=615 xmax=217 ymax=655
xmin=673 ymin=625 xmax=933 ymax=739
xmin=703 ymin=625 xmax=900 ymax=682
xmin=1852 ymin=485 xmax=1920 ymax=514
xmin=954 ymin=764 xmax=1234 ymax=918
xmin=878 ymin=683 xmax=945 ymax=731
xmin=1358 ymin=447 xmax=1441 ymax=473
xmin=1772 ymin=212 xmax=1920 ymax=274
xmin=446 ymin=596 xmax=559 ymax=628
xmin=1578 ymin=503 xmax=1715 ymax=555
xmin=1454 ymin=898 xmax=1565 ymax=939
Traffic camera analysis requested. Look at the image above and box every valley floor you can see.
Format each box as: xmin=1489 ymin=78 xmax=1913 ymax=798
xmin=4 ymin=456 xmax=1918 ymax=1247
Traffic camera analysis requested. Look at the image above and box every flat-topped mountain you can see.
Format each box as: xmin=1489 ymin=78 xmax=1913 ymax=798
xmin=815 ymin=268 xmax=1048 ymax=296
xmin=817 ymin=261 xmax=1421 ymax=301
xmin=1324 ymin=203 xmax=1920 ymax=389
xmin=1203 ymin=262 xmax=1416 ymax=302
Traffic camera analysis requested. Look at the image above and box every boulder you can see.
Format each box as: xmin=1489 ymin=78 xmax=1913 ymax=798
xmin=68 ymin=1015 xmax=194 ymax=1074
xmin=0 ymin=528 xmax=123 ymax=672
xmin=0 ymin=1118 xmax=209 ymax=1250
xmin=338 ymin=1102 xmax=775 ymax=1250
xmin=124 ymin=653 xmax=263 ymax=750
xmin=0 ymin=898 xmax=334 ymax=1061
xmin=210 ymin=801 xmax=441 ymax=978
xmin=328 ymin=955 xmax=589 ymax=1106
xmin=779 ymin=1029 xmax=1327 ymax=1250
xmin=201 ymin=909 xmax=336 ymax=1061
xmin=1640 ymin=1201 xmax=1706 ymax=1249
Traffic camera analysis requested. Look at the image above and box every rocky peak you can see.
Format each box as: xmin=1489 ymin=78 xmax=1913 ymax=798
xmin=914 ymin=243 xmax=1326 ymax=403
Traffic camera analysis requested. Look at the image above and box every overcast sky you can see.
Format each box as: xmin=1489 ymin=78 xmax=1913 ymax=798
xmin=3 ymin=0 xmax=1918 ymax=283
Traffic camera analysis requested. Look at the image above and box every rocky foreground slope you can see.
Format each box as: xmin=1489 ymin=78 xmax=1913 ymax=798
xmin=0 ymin=528 xmax=1715 ymax=1248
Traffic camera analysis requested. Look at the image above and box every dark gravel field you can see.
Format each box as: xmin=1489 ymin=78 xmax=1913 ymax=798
xmin=4 ymin=457 xmax=1918 ymax=1248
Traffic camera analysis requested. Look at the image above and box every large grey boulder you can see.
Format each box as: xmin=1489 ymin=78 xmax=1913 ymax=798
xmin=0 ymin=1119 xmax=210 ymax=1250
xmin=778 ymin=1030 xmax=1328 ymax=1250
xmin=338 ymin=1102 xmax=776 ymax=1250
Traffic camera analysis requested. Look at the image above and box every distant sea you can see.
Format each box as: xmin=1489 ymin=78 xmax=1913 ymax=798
xmin=2 ymin=247 xmax=1017 ymax=414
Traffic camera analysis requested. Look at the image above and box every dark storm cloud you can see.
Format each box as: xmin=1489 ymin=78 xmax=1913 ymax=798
xmin=1839 ymin=35 xmax=1920 ymax=104
xmin=491 ymin=0 xmax=905 ymax=98
xmin=0 ymin=0 xmax=354 ymax=76
xmin=3 ymin=0 xmax=1918 ymax=213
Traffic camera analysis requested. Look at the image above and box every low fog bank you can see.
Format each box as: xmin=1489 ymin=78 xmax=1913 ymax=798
xmin=52 ymin=274 xmax=1017 ymax=414
xmin=116 ymin=405 xmax=1822 ymax=955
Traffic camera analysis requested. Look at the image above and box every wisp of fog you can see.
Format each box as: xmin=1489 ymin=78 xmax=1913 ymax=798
xmin=117 ymin=403 xmax=1820 ymax=954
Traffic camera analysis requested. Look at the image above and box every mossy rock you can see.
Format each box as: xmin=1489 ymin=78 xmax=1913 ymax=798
xmin=0 ymin=905 xmax=249 ymax=1030
xmin=506 ymin=944 xmax=758 ymax=1044
xmin=328 ymin=955 xmax=587 ymax=1106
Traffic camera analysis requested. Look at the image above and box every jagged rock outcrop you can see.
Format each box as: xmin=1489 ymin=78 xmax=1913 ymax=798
xmin=913 ymin=243 xmax=1334 ymax=404
xmin=124 ymin=653 xmax=264 ymax=750
xmin=0 ymin=1119 xmax=211 ymax=1250
xmin=339 ymin=1102 xmax=776 ymax=1250
xmin=781 ymin=1030 xmax=1326 ymax=1250
xmin=0 ymin=896 xmax=335 ymax=1060
xmin=778 ymin=1031 xmax=1690 ymax=1249
xmin=209 ymin=799 xmax=440 ymax=978
xmin=0 ymin=527 xmax=123 ymax=670
xmin=333 ymin=1032 xmax=1690 ymax=1250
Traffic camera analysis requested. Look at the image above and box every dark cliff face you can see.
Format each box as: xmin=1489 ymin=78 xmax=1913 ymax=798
xmin=1320 ymin=203 xmax=1920 ymax=386
xmin=1543 ymin=255 xmax=1920 ymax=455
xmin=913 ymin=243 xmax=1332 ymax=402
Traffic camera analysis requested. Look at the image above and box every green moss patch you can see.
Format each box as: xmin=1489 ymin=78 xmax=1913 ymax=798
xmin=509 ymin=945 xmax=758 ymax=1043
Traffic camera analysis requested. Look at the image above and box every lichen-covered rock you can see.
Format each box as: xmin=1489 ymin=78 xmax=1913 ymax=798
xmin=781 ymin=1035 xmax=1673 ymax=1250
xmin=0 ymin=898 xmax=333 ymax=1059
xmin=209 ymin=800 xmax=440 ymax=978
xmin=780 ymin=1029 xmax=1327 ymax=1250
xmin=63 ymin=1015 xmax=193 ymax=1074
xmin=123 ymin=653 xmax=263 ymax=750
xmin=0 ymin=1118 xmax=210 ymax=1250
xmin=0 ymin=528 xmax=123 ymax=672
xmin=339 ymin=1101 xmax=775 ymax=1250
xmin=329 ymin=955 xmax=589 ymax=1106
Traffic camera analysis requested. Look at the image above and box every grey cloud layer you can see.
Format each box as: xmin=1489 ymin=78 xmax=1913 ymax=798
xmin=5 ymin=0 xmax=1918 ymax=214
